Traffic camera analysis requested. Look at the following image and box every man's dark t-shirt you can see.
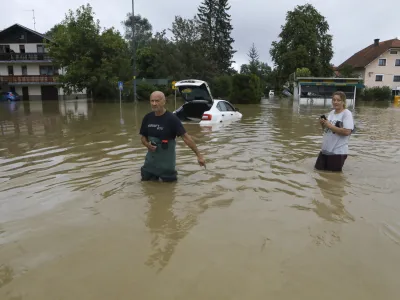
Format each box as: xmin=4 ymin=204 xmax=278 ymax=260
xmin=139 ymin=111 xmax=186 ymax=140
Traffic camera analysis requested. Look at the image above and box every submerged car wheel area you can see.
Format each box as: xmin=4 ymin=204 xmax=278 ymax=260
xmin=173 ymin=79 xmax=242 ymax=125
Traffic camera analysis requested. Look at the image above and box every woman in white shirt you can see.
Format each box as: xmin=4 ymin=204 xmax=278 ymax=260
xmin=315 ymin=91 xmax=354 ymax=172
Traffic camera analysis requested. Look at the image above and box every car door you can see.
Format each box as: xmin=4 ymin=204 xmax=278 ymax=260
xmin=216 ymin=101 xmax=230 ymax=122
xmin=223 ymin=101 xmax=239 ymax=120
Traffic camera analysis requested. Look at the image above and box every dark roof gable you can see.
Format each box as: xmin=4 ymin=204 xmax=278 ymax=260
xmin=338 ymin=38 xmax=400 ymax=69
xmin=0 ymin=23 xmax=51 ymax=44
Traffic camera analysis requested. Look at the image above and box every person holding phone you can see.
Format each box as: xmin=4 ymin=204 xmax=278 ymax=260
xmin=315 ymin=91 xmax=354 ymax=172
xmin=139 ymin=91 xmax=206 ymax=182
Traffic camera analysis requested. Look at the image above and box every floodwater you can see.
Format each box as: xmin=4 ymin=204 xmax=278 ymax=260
xmin=0 ymin=98 xmax=400 ymax=299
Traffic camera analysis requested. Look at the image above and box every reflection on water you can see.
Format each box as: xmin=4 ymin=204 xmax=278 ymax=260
xmin=1 ymin=97 xmax=400 ymax=299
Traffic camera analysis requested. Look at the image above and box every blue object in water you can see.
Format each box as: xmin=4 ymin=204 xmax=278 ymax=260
xmin=1 ymin=91 xmax=20 ymax=102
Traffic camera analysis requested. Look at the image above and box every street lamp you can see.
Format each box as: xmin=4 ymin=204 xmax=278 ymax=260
xmin=131 ymin=0 xmax=137 ymax=102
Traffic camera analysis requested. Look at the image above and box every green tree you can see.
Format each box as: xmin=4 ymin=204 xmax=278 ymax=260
xmin=339 ymin=64 xmax=357 ymax=78
xmin=169 ymin=15 xmax=200 ymax=44
xmin=169 ymin=15 xmax=206 ymax=79
xmin=46 ymin=3 xmax=131 ymax=100
xmin=295 ymin=67 xmax=312 ymax=77
xmin=122 ymin=13 xmax=153 ymax=51
xmin=230 ymin=74 xmax=262 ymax=104
xmin=197 ymin=0 xmax=235 ymax=76
xmin=214 ymin=0 xmax=236 ymax=74
xmin=240 ymin=43 xmax=272 ymax=93
xmin=44 ymin=24 xmax=63 ymax=39
xmin=270 ymin=4 xmax=333 ymax=86
xmin=247 ymin=43 xmax=260 ymax=74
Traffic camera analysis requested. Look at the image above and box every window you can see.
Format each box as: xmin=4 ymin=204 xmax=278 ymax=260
xmin=375 ymin=75 xmax=383 ymax=81
xmin=19 ymin=45 xmax=25 ymax=53
xmin=21 ymin=65 xmax=27 ymax=75
xmin=7 ymin=66 xmax=13 ymax=75
xmin=390 ymin=50 xmax=398 ymax=55
xmin=217 ymin=101 xmax=228 ymax=111
xmin=395 ymin=59 xmax=400 ymax=66
xmin=0 ymin=45 xmax=10 ymax=53
xmin=378 ymin=59 xmax=386 ymax=66
xmin=223 ymin=101 xmax=235 ymax=111
xmin=394 ymin=76 xmax=400 ymax=82
xmin=39 ymin=65 xmax=58 ymax=75
xmin=37 ymin=45 xmax=45 ymax=53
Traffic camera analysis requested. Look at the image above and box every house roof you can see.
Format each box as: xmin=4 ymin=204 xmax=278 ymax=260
xmin=0 ymin=23 xmax=52 ymax=41
xmin=338 ymin=38 xmax=400 ymax=69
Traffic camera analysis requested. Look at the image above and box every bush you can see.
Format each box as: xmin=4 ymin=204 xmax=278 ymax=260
xmin=361 ymin=86 xmax=392 ymax=101
xmin=154 ymin=84 xmax=173 ymax=98
xmin=136 ymin=82 xmax=156 ymax=101
xmin=210 ymin=75 xmax=232 ymax=100
xmin=230 ymin=74 xmax=262 ymax=104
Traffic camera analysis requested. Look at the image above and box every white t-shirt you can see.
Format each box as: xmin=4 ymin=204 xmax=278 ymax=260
xmin=321 ymin=109 xmax=354 ymax=155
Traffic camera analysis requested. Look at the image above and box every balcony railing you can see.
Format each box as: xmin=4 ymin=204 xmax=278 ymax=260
xmin=0 ymin=52 xmax=52 ymax=61
xmin=0 ymin=75 xmax=58 ymax=83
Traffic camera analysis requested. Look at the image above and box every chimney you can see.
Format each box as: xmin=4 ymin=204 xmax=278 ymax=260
xmin=374 ymin=39 xmax=380 ymax=46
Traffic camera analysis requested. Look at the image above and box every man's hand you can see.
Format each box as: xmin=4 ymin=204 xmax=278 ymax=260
xmin=141 ymin=135 xmax=157 ymax=152
xmin=147 ymin=143 xmax=157 ymax=152
xmin=197 ymin=154 xmax=206 ymax=168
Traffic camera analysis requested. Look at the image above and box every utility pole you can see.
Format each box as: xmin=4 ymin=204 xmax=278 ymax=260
xmin=131 ymin=0 xmax=137 ymax=102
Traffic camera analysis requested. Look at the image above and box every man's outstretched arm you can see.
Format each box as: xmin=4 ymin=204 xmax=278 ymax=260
xmin=181 ymin=133 xmax=206 ymax=167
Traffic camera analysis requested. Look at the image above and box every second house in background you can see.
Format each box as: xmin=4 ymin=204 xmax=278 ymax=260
xmin=338 ymin=38 xmax=400 ymax=95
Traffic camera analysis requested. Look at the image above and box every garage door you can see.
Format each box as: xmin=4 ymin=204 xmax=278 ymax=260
xmin=41 ymin=86 xmax=59 ymax=101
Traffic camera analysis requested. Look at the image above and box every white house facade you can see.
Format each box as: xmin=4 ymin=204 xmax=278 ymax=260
xmin=0 ymin=23 xmax=86 ymax=100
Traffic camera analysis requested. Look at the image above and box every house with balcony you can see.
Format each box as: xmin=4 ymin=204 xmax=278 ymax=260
xmin=0 ymin=23 xmax=86 ymax=100
xmin=337 ymin=38 xmax=400 ymax=95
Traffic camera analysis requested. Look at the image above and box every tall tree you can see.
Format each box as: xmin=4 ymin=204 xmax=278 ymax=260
xmin=214 ymin=0 xmax=236 ymax=74
xmin=122 ymin=13 xmax=153 ymax=51
xmin=240 ymin=43 xmax=271 ymax=79
xmin=247 ymin=43 xmax=260 ymax=74
xmin=168 ymin=15 xmax=207 ymax=79
xmin=46 ymin=4 xmax=131 ymax=99
xmin=197 ymin=0 xmax=235 ymax=77
xmin=169 ymin=15 xmax=200 ymax=44
xmin=270 ymin=4 xmax=333 ymax=86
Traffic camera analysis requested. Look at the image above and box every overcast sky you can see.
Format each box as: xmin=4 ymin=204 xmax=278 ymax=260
xmin=2 ymin=0 xmax=399 ymax=71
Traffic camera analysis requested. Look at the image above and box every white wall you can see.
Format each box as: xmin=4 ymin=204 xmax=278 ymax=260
xmin=29 ymin=86 xmax=41 ymax=96
xmin=0 ymin=64 xmax=6 ymax=75
xmin=14 ymin=86 xmax=23 ymax=94
xmin=10 ymin=86 xmax=41 ymax=98
xmin=364 ymin=48 xmax=400 ymax=89
xmin=27 ymin=65 xmax=39 ymax=75
xmin=5 ymin=43 xmax=46 ymax=53
xmin=0 ymin=64 xmax=47 ymax=75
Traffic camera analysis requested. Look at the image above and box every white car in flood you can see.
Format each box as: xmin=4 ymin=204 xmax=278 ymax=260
xmin=173 ymin=79 xmax=242 ymax=125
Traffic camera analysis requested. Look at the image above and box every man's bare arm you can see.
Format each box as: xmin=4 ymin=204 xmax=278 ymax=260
xmin=181 ymin=133 xmax=206 ymax=167
xmin=181 ymin=133 xmax=201 ymax=156
xmin=141 ymin=135 xmax=150 ymax=148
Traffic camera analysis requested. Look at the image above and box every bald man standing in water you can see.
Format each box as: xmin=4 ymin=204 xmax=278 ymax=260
xmin=139 ymin=91 xmax=206 ymax=182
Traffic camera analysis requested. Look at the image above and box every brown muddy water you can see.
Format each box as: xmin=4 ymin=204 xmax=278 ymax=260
xmin=0 ymin=98 xmax=400 ymax=299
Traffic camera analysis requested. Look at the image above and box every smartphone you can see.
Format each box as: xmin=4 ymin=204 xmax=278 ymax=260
xmin=320 ymin=115 xmax=327 ymax=120
xmin=150 ymin=141 xmax=157 ymax=147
